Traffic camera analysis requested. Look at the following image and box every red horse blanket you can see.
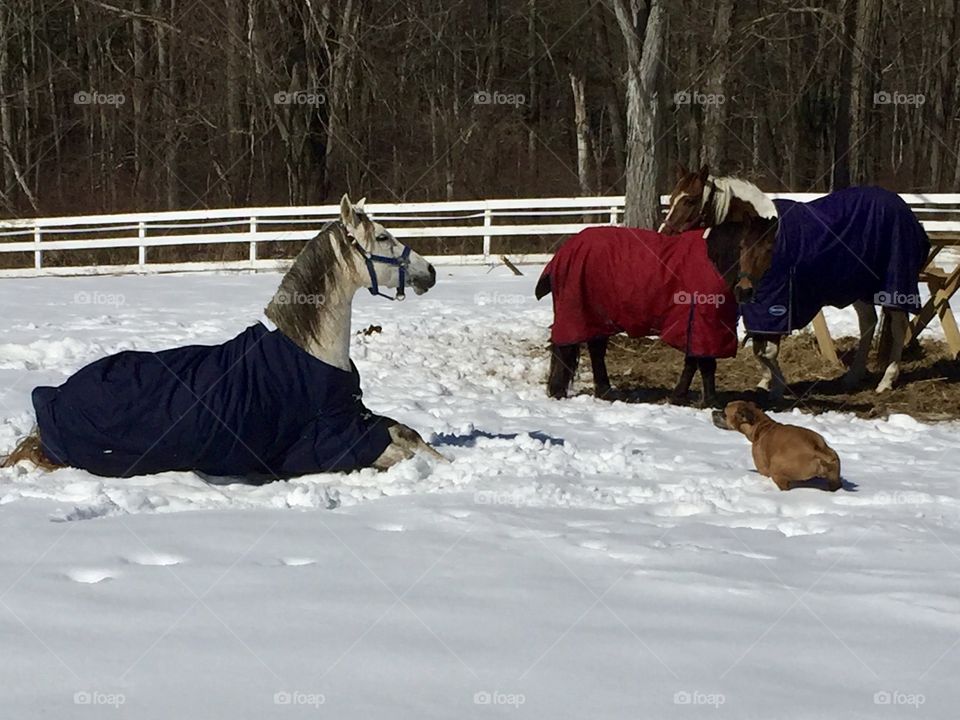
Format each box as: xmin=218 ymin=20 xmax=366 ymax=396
xmin=542 ymin=226 xmax=738 ymax=358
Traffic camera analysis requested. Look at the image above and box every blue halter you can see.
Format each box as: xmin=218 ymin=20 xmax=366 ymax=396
xmin=352 ymin=238 xmax=412 ymax=301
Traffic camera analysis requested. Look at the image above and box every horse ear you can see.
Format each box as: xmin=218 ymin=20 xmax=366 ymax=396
xmin=697 ymin=164 xmax=710 ymax=182
xmin=355 ymin=197 xmax=367 ymax=211
xmin=340 ymin=194 xmax=356 ymax=228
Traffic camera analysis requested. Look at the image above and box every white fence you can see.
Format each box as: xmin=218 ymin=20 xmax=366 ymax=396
xmin=1 ymin=194 xmax=959 ymax=277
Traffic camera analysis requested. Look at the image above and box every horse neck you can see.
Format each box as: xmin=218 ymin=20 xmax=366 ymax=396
xmin=264 ymin=226 xmax=364 ymax=372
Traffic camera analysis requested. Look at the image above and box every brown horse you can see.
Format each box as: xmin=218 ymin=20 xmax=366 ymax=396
xmin=536 ymin=216 xmax=775 ymax=407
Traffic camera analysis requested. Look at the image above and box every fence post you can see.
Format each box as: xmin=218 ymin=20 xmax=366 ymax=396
xmin=138 ymin=221 xmax=146 ymax=268
xmin=609 ymin=206 xmax=619 ymax=225
xmin=249 ymin=216 xmax=257 ymax=268
xmin=482 ymin=204 xmax=492 ymax=261
xmin=33 ymin=226 xmax=41 ymax=270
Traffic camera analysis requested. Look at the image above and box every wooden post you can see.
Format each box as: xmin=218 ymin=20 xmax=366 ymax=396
xmin=812 ymin=311 xmax=841 ymax=366
xmin=33 ymin=226 xmax=41 ymax=270
xmin=907 ymin=264 xmax=960 ymax=356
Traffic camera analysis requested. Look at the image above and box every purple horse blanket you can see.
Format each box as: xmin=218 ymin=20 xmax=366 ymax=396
xmin=742 ymin=187 xmax=930 ymax=334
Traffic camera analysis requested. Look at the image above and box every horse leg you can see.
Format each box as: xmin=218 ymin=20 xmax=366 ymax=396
xmin=843 ymin=300 xmax=877 ymax=389
xmin=875 ymin=309 xmax=907 ymax=393
xmin=669 ymin=356 xmax=698 ymax=405
xmin=753 ymin=335 xmax=786 ymax=399
xmin=587 ymin=337 xmax=612 ymax=399
xmin=547 ymin=342 xmax=580 ymax=399
xmin=697 ymin=357 xmax=718 ymax=407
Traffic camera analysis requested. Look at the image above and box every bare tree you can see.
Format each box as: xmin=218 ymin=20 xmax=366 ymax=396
xmin=609 ymin=0 xmax=665 ymax=228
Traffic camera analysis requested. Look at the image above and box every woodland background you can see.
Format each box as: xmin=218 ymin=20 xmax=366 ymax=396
xmin=0 ymin=0 xmax=956 ymax=226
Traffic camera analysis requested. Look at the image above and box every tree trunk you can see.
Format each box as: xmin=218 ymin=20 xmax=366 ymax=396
xmin=570 ymin=74 xmax=593 ymax=195
xmin=610 ymin=0 xmax=665 ymax=229
xmin=848 ymin=0 xmax=881 ymax=184
xmin=701 ymin=0 xmax=733 ymax=170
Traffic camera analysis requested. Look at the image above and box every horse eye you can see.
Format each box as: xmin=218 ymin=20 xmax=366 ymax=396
xmin=376 ymin=234 xmax=390 ymax=242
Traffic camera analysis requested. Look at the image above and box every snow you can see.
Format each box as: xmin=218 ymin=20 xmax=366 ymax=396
xmin=1 ymin=266 xmax=959 ymax=718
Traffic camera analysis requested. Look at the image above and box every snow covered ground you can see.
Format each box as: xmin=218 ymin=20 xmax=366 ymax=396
xmin=1 ymin=266 xmax=958 ymax=719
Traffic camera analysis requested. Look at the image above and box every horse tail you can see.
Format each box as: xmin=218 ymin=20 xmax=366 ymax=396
xmin=534 ymin=271 xmax=552 ymax=300
xmin=1 ymin=429 xmax=61 ymax=471
xmin=547 ymin=342 xmax=579 ymax=399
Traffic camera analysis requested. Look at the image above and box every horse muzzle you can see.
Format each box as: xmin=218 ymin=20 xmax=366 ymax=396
xmin=734 ymin=285 xmax=756 ymax=304
xmin=411 ymin=263 xmax=437 ymax=295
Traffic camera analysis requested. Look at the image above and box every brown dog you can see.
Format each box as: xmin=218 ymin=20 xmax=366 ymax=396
xmin=713 ymin=401 xmax=841 ymax=491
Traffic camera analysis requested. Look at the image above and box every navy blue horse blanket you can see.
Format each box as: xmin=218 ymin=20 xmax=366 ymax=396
xmin=742 ymin=187 xmax=930 ymax=334
xmin=32 ymin=323 xmax=392 ymax=479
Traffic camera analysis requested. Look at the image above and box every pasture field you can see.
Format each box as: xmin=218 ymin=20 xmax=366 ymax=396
xmin=0 ymin=266 xmax=958 ymax=719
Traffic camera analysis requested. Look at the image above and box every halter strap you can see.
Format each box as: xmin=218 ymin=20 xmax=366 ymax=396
xmin=351 ymin=240 xmax=412 ymax=301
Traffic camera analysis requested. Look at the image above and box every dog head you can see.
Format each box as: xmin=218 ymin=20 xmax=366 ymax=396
xmin=712 ymin=400 xmax=764 ymax=436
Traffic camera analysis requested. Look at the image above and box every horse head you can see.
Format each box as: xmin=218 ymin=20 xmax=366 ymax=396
xmin=660 ymin=163 xmax=713 ymax=234
xmin=729 ymin=216 xmax=777 ymax=304
xmin=661 ymin=164 xmax=778 ymax=234
xmin=662 ymin=165 xmax=778 ymax=303
xmin=339 ymin=195 xmax=436 ymax=298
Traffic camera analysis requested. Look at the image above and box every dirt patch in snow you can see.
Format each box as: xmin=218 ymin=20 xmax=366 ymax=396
xmin=535 ymin=334 xmax=960 ymax=421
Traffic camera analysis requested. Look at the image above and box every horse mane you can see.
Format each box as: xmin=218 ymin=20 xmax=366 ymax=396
xmin=264 ymin=222 xmax=351 ymax=350
xmin=709 ymin=176 xmax=778 ymax=224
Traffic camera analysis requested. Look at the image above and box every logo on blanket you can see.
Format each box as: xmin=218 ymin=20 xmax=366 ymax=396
xmin=767 ymin=304 xmax=787 ymax=317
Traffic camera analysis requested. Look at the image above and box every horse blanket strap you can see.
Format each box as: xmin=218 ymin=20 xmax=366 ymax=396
xmin=541 ymin=226 xmax=738 ymax=358
xmin=353 ymin=241 xmax=412 ymax=301
xmin=31 ymin=324 xmax=393 ymax=479
xmin=741 ymin=187 xmax=930 ymax=334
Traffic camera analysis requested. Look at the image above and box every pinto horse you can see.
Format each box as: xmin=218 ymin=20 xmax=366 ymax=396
xmin=536 ymin=219 xmax=775 ymax=406
xmin=662 ymin=165 xmax=930 ymax=395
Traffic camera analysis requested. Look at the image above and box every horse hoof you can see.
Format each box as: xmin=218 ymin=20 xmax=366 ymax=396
xmin=595 ymin=386 xmax=613 ymax=401
xmin=668 ymin=393 xmax=688 ymax=406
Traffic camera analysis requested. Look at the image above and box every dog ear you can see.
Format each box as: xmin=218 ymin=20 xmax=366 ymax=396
xmin=735 ymin=404 xmax=757 ymax=428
